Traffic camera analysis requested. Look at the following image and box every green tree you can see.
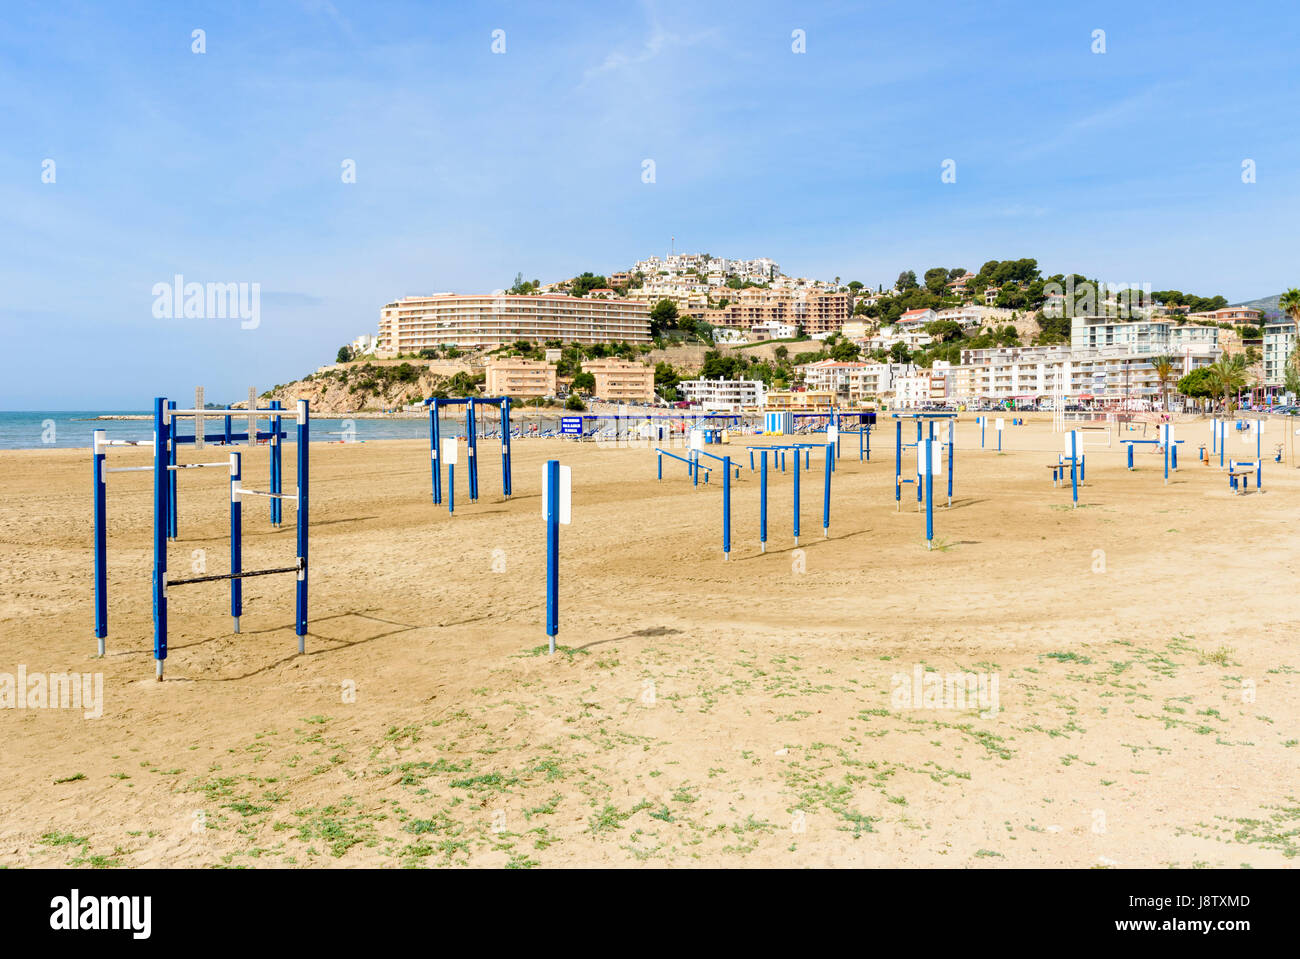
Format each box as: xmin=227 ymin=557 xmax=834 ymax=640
xmin=1280 ymin=288 xmax=1300 ymax=371
xmin=565 ymin=394 xmax=586 ymax=411
xmin=336 ymin=345 xmax=354 ymax=364
xmin=1151 ymin=355 xmax=1177 ymax=411
xmin=1176 ymin=366 xmax=1215 ymax=401
xmin=571 ymin=371 xmax=595 ymax=393
xmin=649 ymin=298 xmax=679 ymax=334
xmin=1207 ymin=354 xmax=1249 ymax=412
xmin=896 ymin=270 xmax=919 ymax=291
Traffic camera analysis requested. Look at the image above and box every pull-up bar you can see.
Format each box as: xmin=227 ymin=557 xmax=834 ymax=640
xmin=426 ymin=396 xmax=512 ymax=505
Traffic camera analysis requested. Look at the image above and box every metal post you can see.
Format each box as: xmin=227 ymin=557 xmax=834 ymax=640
xmin=823 ymin=442 xmax=831 ymax=537
xmin=895 ymin=420 xmax=901 ymax=508
xmin=947 ymin=419 xmax=954 ymax=507
xmin=722 ymin=455 xmax=731 ymax=560
xmin=295 ymin=399 xmax=309 ymax=652
xmin=429 ymin=400 xmax=442 ymax=505
xmin=501 ymin=397 xmax=512 ymax=498
xmin=793 ymin=445 xmax=800 ymax=546
xmin=270 ymin=400 xmax=283 ymax=527
xmin=152 ymin=398 xmax=168 ymax=680
xmin=924 ymin=439 xmax=934 ymax=549
xmin=467 ymin=400 xmax=479 ymax=502
xmin=231 ymin=451 xmax=242 ymax=633
xmin=93 ymin=431 xmax=107 ymax=654
xmin=167 ymin=400 xmax=178 ymax=539
xmin=760 ymin=450 xmax=768 ymax=552
xmin=545 ymin=459 xmax=559 ymax=655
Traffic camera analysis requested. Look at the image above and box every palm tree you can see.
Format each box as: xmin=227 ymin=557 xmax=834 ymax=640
xmin=1152 ymin=355 xmax=1176 ymax=411
xmin=1207 ymin=354 xmax=1248 ymax=414
xmin=1280 ymin=288 xmax=1300 ymax=371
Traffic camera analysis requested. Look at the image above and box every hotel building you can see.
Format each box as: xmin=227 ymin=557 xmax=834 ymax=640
xmin=377 ymin=294 xmax=651 ymax=354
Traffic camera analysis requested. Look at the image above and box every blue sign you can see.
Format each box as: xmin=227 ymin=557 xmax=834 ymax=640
xmin=561 ymin=417 xmax=583 ymax=435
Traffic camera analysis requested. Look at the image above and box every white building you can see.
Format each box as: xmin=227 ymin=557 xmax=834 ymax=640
xmin=677 ymin=378 xmax=767 ymax=412
xmin=751 ymin=321 xmax=797 ymax=340
xmin=1264 ymin=323 xmax=1296 ymax=387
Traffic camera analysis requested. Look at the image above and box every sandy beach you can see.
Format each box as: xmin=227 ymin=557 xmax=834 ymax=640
xmin=1 ymin=414 xmax=1296 ymax=868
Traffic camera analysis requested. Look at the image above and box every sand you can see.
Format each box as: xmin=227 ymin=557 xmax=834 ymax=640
xmin=1 ymin=415 xmax=1296 ymax=868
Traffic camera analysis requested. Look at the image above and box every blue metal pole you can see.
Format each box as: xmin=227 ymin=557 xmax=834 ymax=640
xmin=167 ymin=400 xmax=178 ymax=539
xmin=545 ymin=459 xmax=559 ymax=654
xmin=295 ymin=400 xmax=309 ymax=650
xmin=449 ymin=464 xmax=455 ymax=513
xmin=231 ymin=451 xmax=242 ymax=633
xmin=793 ymin=446 xmax=801 ymax=545
xmin=467 ymin=400 xmax=479 ymax=502
xmin=152 ymin=397 xmax=168 ymax=680
xmin=925 ymin=440 xmax=934 ymax=549
xmin=1164 ymin=437 xmax=1170 ymax=485
xmin=657 ymin=451 xmax=662 ymax=481
xmin=947 ymin=419 xmax=954 ymax=506
xmin=823 ymin=442 xmax=831 ymax=537
xmin=430 ymin=400 xmax=442 ymax=505
xmin=722 ymin=455 xmax=731 ymax=560
xmin=760 ymin=450 xmax=768 ymax=552
xmin=271 ymin=400 xmax=283 ymax=527
xmin=895 ymin=420 xmax=901 ymax=508
xmin=501 ymin=397 xmax=512 ymax=497
xmin=93 ymin=431 xmax=107 ymax=654
xmin=224 ymin=414 xmax=231 ymax=446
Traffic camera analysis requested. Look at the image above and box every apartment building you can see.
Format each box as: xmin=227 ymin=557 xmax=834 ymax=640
xmin=584 ymin=358 xmax=656 ymax=403
xmin=1263 ymin=323 xmax=1297 ymax=387
xmin=677 ymin=378 xmax=767 ymax=412
xmin=796 ymin=359 xmax=914 ymax=405
xmin=1188 ymin=307 xmax=1262 ymax=326
xmin=377 ymin=294 xmax=651 ymax=354
xmin=898 ymin=308 xmax=937 ymax=327
xmin=765 ymin=390 xmax=836 ymax=412
xmin=485 ymin=357 xmax=557 ymax=399
xmin=1070 ymin=316 xmax=1220 ymax=353
xmin=958 ymin=343 xmax=1217 ymax=405
xmin=702 ymin=289 xmax=851 ymax=336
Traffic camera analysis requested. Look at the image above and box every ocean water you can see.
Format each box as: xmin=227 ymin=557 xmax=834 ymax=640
xmin=0 ymin=411 xmax=438 ymax=451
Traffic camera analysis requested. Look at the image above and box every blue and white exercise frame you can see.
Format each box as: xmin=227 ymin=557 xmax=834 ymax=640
xmin=92 ymin=397 xmax=310 ymax=680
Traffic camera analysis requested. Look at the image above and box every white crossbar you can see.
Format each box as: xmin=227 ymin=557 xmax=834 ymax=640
xmin=167 ymin=408 xmax=303 ymax=419
xmin=234 ymin=488 xmax=298 ymax=500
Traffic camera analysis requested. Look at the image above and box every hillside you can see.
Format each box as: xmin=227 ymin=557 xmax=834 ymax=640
xmin=1232 ymin=293 xmax=1286 ymax=323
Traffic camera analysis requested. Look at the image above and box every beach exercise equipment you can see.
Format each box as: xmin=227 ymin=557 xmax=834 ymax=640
xmin=1053 ymin=430 xmax=1085 ymax=507
xmin=92 ymin=388 xmax=291 ymax=655
xmin=1121 ymin=424 xmax=1183 ymax=479
xmin=94 ymin=397 xmax=309 ymax=679
xmin=656 ymin=446 xmax=712 ymax=485
xmin=426 ymin=396 xmax=512 ymax=505
xmin=751 ymin=441 xmax=834 ymax=551
xmin=542 ymin=459 xmax=571 ymax=654
xmin=1227 ymin=459 xmax=1262 ymax=494
xmin=918 ymin=438 xmax=939 ymax=549
xmin=893 ymin=413 xmax=955 ymax=510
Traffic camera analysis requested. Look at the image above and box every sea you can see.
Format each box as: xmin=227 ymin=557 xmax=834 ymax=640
xmin=0 ymin=411 xmax=435 ymax=451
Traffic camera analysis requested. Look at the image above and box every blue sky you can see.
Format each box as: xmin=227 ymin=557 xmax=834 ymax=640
xmin=1 ymin=0 xmax=1297 ymax=408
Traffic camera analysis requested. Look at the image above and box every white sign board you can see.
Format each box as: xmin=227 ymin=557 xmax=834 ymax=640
xmin=542 ymin=464 xmax=572 ymax=524
xmin=689 ymin=429 xmax=704 ymax=451
xmin=441 ymin=438 xmax=459 ymax=465
xmin=995 ymin=418 xmax=1005 ymax=431
xmin=1160 ymin=423 xmax=1175 ymax=445
xmin=827 ymin=424 xmax=839 ymax=443
xmin=917 ymin=439 xmax=940 ymax=475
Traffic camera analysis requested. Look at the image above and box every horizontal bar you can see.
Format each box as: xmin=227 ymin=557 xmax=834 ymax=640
xmin=167 ymin=408 xmax=303 ymax=419
xmin=234 ymin=489 xmax=298 ymax=500
xmin=106 ymin=466 xmax=155 ymax=473
xmin=168 ymin=462 xmax=233 ymax=470
xmin=101 ymin=439 xmax=155 ymax=447
xmin=174 ymin=431 xmax=287 ymax=444
xmin=168 ymin=564 xmax=300 ymax=587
